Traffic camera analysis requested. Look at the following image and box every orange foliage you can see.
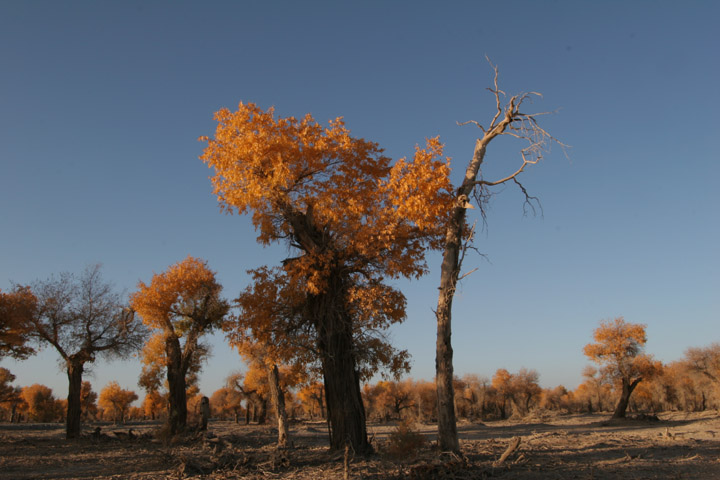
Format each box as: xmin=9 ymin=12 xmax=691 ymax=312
xmin=228 ymin=267 xmax=314 ymax=369
xmin=20 ymin=384 xmax=62 ymax=422
xmin=80 ymin=381 xmax=98 ymax=421
xmin=130 ymin=256 xmax=227 ymax=332
xmin=98 ymin=381 xmax=138 ymax=424
xmin=200 ymin=104 xmax=453 ymax=287
xmin=210 ymin=386 xmax=244 ymax=421
xmin=201 ymin=103 xmax=454 ymax=451
xmin=0 ymin=286 xmax=37 ymax=360
xmin=142 ymin=390 xmax=166 ymax=420
xmin=491 ymin=369 xmax=513 ymax=397
xmin=583 ymin=317 xmax=660 ymax=418
xmin=297 ymin=382 xmax=325 ymax=419
xmin=131 ymin=256 xmax=228 ymax=432
xmin=583 ymin=317 xmax=656 ymax=383
xmin=364 ymin=379 xmax=416 ymax=421
xmin=231 ymin=264 xmax=411 ymax=382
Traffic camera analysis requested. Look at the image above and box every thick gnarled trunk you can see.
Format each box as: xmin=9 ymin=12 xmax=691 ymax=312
xmin=288 ymin=207 xmax=370 ymax=453
xmin=612 ymin=378 xmax=641 ymax=419
xmin=310 ymin=274 xmax=370 ymax=454
xmin=166 ymin=337 xmax=187 ymax=434
xmin=66 ymin=360 xmax=84 ymax=439
xmin=267 ymin=364 xmax=289 ymax=447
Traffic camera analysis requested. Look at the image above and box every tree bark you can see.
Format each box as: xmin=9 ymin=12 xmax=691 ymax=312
xmin=166 ymin=336 xmax=187 ymax=434
xmin=435 ymin=139 xmax=490 ymax=452
xmin=434 ymin=81 xmax=535 ymax=452
xmin=315 ymin=391 xmax=326 ymax=419
xmin=65 ymin=359 xmax=84 ymax=439
xmin=267 ymin=364 xmax=289 ymax=447
xmin=310 ymin=274 xmax=370 ymax=454
xmin=255 ymin=395 xmax=267 ymax=424
xmin=285 ymin=206 xmax=370 ymax=453
xmin=612 ymin=378 xmax=641 ymax=419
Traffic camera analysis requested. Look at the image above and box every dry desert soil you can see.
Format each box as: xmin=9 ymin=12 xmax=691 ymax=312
xmin=1 ymin=411 xmax=719 ymax=479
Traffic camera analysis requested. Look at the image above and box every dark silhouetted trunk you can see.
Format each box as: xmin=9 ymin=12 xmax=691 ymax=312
xmin=612 ymin=378 xmax=641 ymax=419
xmin=166 ymin=337 xmax=187 ymax=434
xmin=436 ymin=245 xmax=459 ymax=450
xmin=242 ymin=390 xmax=267 ymax=424
xmin=315 ymin=389 xmax=326 ymax=419
xmin=310 ymin=273 xmax=370 ymax=454
xmin=66 ymin=360 xmax=84 ymax=439
xmin=498 ymin=399 xmax=507 ymax=420
xmin=286 ymin=206 xmax=369 ymax=453
xmin=267 ymin=364 xmax=289 ymax=447
xmin=255 ymin=396 xmax=267 ymax=424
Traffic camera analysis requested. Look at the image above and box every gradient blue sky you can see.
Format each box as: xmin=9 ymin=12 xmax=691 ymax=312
xmin=1 ymin=1 xmax=718 ymax=401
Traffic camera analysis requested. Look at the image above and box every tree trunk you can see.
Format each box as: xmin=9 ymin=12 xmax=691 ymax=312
xmin=316 ymin=392 xmax=326 ymax=419
xmin=166 ymin=336 xmax=187 ymax=434
xmin=310 ymin=275 xmax=370 ymax=454
xmin=524 ymin=394 xmax=533 ymax=415
xmin=612 ymin=378 xmax=641 ymax=419
xmin=267 ymin=364 xmax=289 ymax=447
xmin=284 ymin=205 xmax=370 ymax=452
xmin=255 ymin=396 xmax=267 ymax=424
xmin=435 ymin=138 xmax=492 ymax=453
xmin=66 ymin=360 xmax=84 ymax=439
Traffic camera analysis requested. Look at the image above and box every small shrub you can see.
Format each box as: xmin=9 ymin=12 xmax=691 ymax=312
xmin=384 ymin=421 xmax=427 ymax=459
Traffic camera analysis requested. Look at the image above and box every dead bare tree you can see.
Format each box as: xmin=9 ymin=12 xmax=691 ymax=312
xmin=29 ymin=265 xmax=146 ymax=439
xmin=435 ymin=59 xmax=567 ymax=452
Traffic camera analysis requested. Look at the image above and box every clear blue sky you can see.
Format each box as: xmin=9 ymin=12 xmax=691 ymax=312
xmin=1 ymin=1 xmax=718 ymax=401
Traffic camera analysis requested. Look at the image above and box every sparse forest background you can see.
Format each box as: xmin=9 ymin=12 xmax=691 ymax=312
xmin=3 ymin=275 xmax=720 ymax=430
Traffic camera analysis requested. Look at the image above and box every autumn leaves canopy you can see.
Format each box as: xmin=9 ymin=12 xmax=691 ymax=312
xmin=199 ymin=103 xmax=455 ymax=288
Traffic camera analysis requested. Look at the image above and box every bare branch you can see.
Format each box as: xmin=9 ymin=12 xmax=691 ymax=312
xmin=457 ymin=268 xmax=478 ymax=282
xmin=457 ymin=120 xmax=486 ymax=133
xmin=485 ymin=56 xmax=505 ymax=128
xmin=513 ymin=177 xmax=542 ymax=217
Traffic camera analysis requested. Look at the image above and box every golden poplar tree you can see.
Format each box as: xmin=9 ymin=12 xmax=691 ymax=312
xmin=130 ymin=256 xmax=229 ymax=434
xmin=201 ymin=103 xmax=453 ymax=452
xmin=583 ymin=317 xmax=659 ymax=419
xmin=98 ymin=381 xmax=138 ymax=424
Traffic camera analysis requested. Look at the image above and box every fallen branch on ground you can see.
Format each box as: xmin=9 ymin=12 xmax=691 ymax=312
xmin=493 ymin=436 xmax=521 ymax=467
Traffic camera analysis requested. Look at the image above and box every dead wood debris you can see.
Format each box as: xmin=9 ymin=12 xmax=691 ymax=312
xmin=493 ymin=436 xmax=521 ymax=467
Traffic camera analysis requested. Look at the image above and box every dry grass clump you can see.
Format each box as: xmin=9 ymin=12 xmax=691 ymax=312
xmin=382 ymin=420 xmax=427 ymax=459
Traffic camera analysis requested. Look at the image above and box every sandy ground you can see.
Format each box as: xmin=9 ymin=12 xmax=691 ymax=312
xmin=1 ymin=411 xmax=719 ymax=479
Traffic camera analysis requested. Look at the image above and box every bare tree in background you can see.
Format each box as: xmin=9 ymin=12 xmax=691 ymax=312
xmin=435 ymin=60 xmax=567 ymax=452
xmin=29 ymin=265 xmax=146 ymax=439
